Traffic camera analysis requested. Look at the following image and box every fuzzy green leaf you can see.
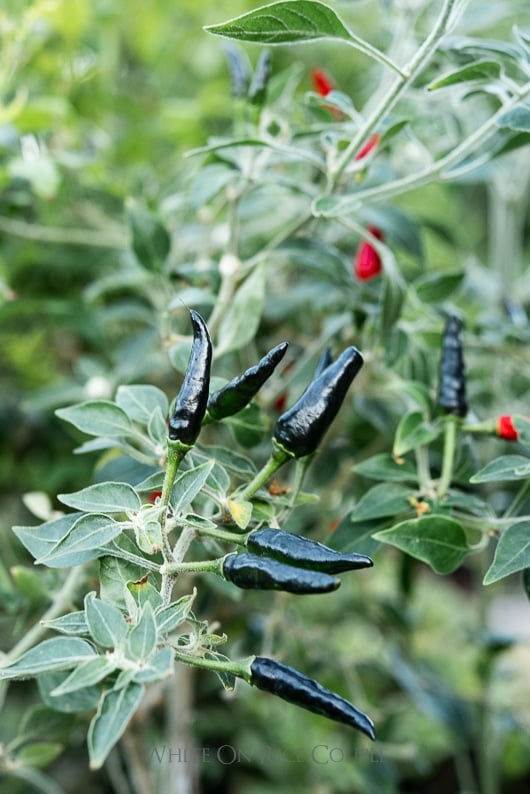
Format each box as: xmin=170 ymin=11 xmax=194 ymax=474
xmin=88 ymin=683 xmax=145 ymax=769
xmin=116 ymin=384 xmax=169 ymax=425
xmin=85 ymin=592 xmax=129 ymax=648
xmin=170 ymin=460 xmax=215 ymax=515
xmin=56 ymin=401 xmax=133 ymax=438
xmin=352 ymin=483 xmax=412 ymax=522
xmin=126 ymin=603 xmax=157 ymax=662
xmin=470 ymin=455 xmax=530 ymax=483
xmin=393 ymin=411 xmax=441 ymax=458
xmin=37 ymin=514 xmax=123 ymax=567
xmin=483 ymin=521 xmax=530 ymax=585
xmin=58 ymin=482 xmax=141 ymax=514
xmin=0 ymin=638 xmax=97 ymax=680
xmin=428 ymin=60 xmax=502 ymax=90
xmin=216 ymin=265 xmax=266 ymax=357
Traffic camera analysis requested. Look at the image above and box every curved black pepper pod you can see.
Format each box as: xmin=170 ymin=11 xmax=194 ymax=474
xmin=168 ymin=310 xmax=212 ymax=445
xmin=250 ymin=657 xmax=375 ymax=740
xmin=207 ymin=342 xmax=288 ymax=421
xmin=222 ymin=552 xmax=340 ymax=594
xmin=246 ymin=528 xmax=373 ymax=573
xmin=437 ymin=315 xmax=467 ymax=417
xmin=273 ymin=346 xmax=364 ymax=459
xmin=313 ymin=347 xmax=333 ymax=379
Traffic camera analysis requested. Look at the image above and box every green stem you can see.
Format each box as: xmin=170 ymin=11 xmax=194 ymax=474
xmin=342 ymin=34 xmax=405 ymax=78
xmin=437 ymin=417 xmax=458 ymax=498
xmin=415 ymin=446 xmax=433 ymax=495
xmin=0 ymin=214 xmax=126 ymax=249
xmin=331 ymin=0 xmax=458 ymax=183
xmin=237 ymin=447 xmax=290 ymax=501
xmin=160 ymin=440 xmax=190 ymax=510
xmin=173 ymin=650 xmax=253 ymax=682
xmin=161 ymin=557 xmax=225 ymax=576
xmin=288 ymin=456 xmax=313 ymax=509
xmin=191 ymin=525 xmax=246 ymax=544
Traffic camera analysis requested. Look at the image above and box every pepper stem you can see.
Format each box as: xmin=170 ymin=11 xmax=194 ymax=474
xmin=438 ymin=416 xmax=458 ymax=498
xmin=174 ymin=650 xmax=254 ymax=683
xmin=160 ymin=439 xmax=191 ymax=509
xmin=237 ymin=446 xmax=291 ymax=501
xmin=161 ymin=556 xmax=226 ymax=576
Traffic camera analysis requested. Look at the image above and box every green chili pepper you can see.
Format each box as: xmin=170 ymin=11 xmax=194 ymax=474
xmin=168 ymin=310 xmax=212 ymax=445
xmin=273 ymin=346 xmax=363 ymax=459
xmin=437 ymin=314 xmax=467 ymax=417
xmin=246 ymin=528 xmax=373 ymax=573
xmin=222 ymin=552 xmax=340 ymax=594
xmin=207 ymin=342 xmax=288 ymax=422
xmin=250 ymin=657 xmax=375 ymax=739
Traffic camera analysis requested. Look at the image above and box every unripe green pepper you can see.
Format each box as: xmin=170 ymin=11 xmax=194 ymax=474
xmin=250 ymin=657 xmax=375 ymax=739
xmin=246 ymin=528 xmax=373 ymax=573
xmin=222 ymin=552 xmax=340 ymax=594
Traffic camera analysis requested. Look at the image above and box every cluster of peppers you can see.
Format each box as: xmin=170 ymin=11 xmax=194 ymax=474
xmin=166 ymin=310 xmax=375 ymax=740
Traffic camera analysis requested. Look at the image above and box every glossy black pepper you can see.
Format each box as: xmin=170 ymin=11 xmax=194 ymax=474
xmin=437 ymin=314 xmax=467 ymax=417
xmin=246 ymin=528 xmax=373 ymax=573
xmin=168 ymin=310 xmax=212 ymax=445
xmin=313 ymin=347 xmax=333 ymax=379
xmin=273 ymin=346 xmax=363 ymax=458
xmin=222 ymin=552 xmax=340 ymax=594
xmin=207 ymin=342 xmax=288 ymax=421
xmin=250 ymin=657 xmax=375 ymax=740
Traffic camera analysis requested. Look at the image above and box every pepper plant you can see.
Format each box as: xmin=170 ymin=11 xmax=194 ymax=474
xmin=2 ymin=0 xmax=530 ymax=792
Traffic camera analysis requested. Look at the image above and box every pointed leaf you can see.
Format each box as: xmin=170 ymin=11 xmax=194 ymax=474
xmin=0 ymin=638 xmax=96 ymax=680
xmin=205 ymin=1 xmax=353 ymax=45
xmin=374 ymin=515 xmax=468 ymax=574
xmin=170 ymin=460 xmax=215 ymax=515
xmin=56 ymin=401 xmax=133 ymax=437
xmin=88 ymin=683 xmax=145 ymax=769
xmin=226 ymin=498 xmax=253 ymax=529
xmin=428 ymin=60 xmax=501 ymax=90
xmin=38 ymin=514 xmax=123 ymax=567
xmin=127 ymin=603 xmax=157 ymax=662
xmin=393 ymin=411 xmax=441 ymax=458
xmin=352 ymin=483 xmax=412 ymax=522
xmin=13 ymin=514 xmax=81 ymax=561
xmin=353 ymin=453 xmax=417 ymax=483
xmin=156 ymin=592 xmax=197 ymax=636
xmin=85 ymin=592 xmax=129 ymax=648
xmin=51 ymin=657 xmax=115 ymax=696
xmin=58 ymin=482 xmax=141 ymax=514
xmin=41 ymin=612 xmax=90 ymax=636
xmin=133 ymin=647 xmax=174 ymax=683
xmin=483 ymin=521 xmax=530 ymax=585
xmin=496 ymin=104 xmax=530 ymax=133
xmin=470 ymin=455 xmax=530 ymax=483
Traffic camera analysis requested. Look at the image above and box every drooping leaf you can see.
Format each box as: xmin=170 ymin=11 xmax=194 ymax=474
xmin=374 ymin=515 xmax=468 ymax=574
xmin=88 ymin=683 xmax=145 ymax=769
xmin=483 ymin=521 xmax=530 ymax=585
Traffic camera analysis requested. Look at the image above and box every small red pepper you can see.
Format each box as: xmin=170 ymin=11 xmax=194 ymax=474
xmin=311 ymin=68 xmax=334 ymax=97
xmin=497 ymin=415 xmax=519 ymax=441
xmin=148 ymin=490 xmax=163 ymax=504
xmin=355 ymin=133 xmax=381 ymax=161
xmin=354 ymin=227 xmax=384 ymax=281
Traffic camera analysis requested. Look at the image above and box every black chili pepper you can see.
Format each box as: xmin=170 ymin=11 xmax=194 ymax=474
xmin=250 ymin=657 xmax=375 ymax=740
xmin=224 ymin=44 xmax=250 ymax=98
xmin=313 ymin=347 xmax=333 ymax=379
xmin=168 ymin=310 xmax=212 ymax=445
xmin=273 ymin=346 xmax=363 ymax=459
xmin=437 ymin=314 xmax=467 ymax=417
xmin=207 ymin=342 xmax=288 ymax=422
xmin=222 ymin=552 xmax=340 ymax=594
xmin=246 ymin=528 xmax=373 ymax=573
xmin=248 ymin=49 xmax=272 ymax=105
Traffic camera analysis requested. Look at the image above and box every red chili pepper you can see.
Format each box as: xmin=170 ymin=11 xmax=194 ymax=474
xmin=354 ymin=227 xmax=384 ymax=281
xmin=497 ymin=415 xmax=519 ymax=441
xmin=311 ymin=68 xmax=334 ymax=97
xmin=148 ymin=490 xmax=163 ymax=504
xmin=355 ymin=133 xmax=381 ymax=161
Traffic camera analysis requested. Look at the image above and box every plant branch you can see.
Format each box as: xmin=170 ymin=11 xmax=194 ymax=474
xmin=0 ymin=215 xmax=127 ymax=248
